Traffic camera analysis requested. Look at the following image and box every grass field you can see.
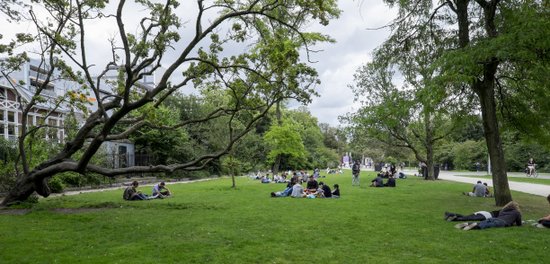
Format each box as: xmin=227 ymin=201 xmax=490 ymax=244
xmin=1 ymin=172 xmax=549 ymax=263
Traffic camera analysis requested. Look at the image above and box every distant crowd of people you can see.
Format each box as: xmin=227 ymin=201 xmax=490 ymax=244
xmin=271 ymin=173 xmax=340 ymax=199
xmin=120 ymin=161 xmax=550 ymax=232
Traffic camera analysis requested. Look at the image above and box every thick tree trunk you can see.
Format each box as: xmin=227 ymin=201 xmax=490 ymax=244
xmin=1 ymin=174 xmax=47 ymax=206
xmin=272 ymin=154 xmax=281 ymax=175
xmin=424 ymin=111 xmax=435 ymax=180
xmin=475 ymin=63 xmax=512 ymax=206
xmin=426 ymin=147 xmax=434 ymax=180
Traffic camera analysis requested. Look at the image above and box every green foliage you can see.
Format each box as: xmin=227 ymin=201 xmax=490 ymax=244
xmin=57 ymin=172 xmax=83 ymax=187
xmin=452 ymin=140 xmax=487 ymax=171
xmin=220 ymin=156 xmax=250 ymax=177
xmin=48 ymin=176 xmax=65 ymax=193
xmin=264 ymin=121 xmax=306 ymax=165
xmin=0 ymin=161 xmax=17 ymax=193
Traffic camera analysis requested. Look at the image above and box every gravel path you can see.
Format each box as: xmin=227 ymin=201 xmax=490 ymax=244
xmin=436 ymin=170 xmax=550 ymax=197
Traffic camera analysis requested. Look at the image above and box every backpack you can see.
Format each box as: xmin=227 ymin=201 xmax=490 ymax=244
xmin=352 ymin=163 xmax=360 ymax=172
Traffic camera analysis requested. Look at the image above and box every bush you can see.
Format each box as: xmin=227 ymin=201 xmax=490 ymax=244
xmin=452 ymin=140 xmax=487 ymax=170
xmin=48 ymin=176 xmax=65 ymax=193
xmin=0 ymin=163 xmax=17 ymax=193
xmin=58 ymin=172 xmax=83 ymax=187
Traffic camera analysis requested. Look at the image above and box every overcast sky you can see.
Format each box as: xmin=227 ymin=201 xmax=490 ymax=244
xmin=303 ymin=0 xmax=395 ymax=127
xmin=2 ymin=0 xmax=395 ymax=127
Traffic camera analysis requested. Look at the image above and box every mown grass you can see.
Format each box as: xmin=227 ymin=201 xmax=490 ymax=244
xmin=1 ymin=172 xmax=549 ymax=264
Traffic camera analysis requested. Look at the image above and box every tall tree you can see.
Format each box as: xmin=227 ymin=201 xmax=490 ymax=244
xmin=347 ymin=32 xmax=465 ymax=179
xmin=0 ymin=0 xmax=339 ymax=206
xmin=379 ymin=0 xmax=549 ymax=205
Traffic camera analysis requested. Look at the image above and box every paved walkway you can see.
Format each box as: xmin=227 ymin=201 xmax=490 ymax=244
xmin=436 ymin=170 xmax=550 ymax=197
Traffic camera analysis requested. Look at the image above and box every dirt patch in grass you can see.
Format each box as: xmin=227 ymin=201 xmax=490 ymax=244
xmin=0 ymin=209 xmax=31 ymax=215
xmin=51 ymin=208 xmax=113 ymax=214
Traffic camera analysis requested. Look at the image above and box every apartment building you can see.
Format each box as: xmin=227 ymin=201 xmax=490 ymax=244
xmin=0 ymin=60 xmax=163 ymax=168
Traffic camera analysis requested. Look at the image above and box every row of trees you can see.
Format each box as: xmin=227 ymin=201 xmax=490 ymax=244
xmin=346 ymin=0 xmax=550 ymax=205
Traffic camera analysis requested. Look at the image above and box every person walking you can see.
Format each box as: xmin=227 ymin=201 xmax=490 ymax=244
xmin=352 ymin=160 xmax=361 ymax=186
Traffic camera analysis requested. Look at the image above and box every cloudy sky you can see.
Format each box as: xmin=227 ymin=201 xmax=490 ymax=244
xmin=302 ymin=0 xmax=395 ymax=127
xmin=2 ymin=0 xmax=395 ymax=127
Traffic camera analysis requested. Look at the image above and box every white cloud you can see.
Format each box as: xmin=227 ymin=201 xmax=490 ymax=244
xmin=304 ymin=0 xmax=395 ymax=126
xmin=1 ymin=0 xmax=396 ymax=127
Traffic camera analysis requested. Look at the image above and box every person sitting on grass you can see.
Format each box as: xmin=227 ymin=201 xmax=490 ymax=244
xmin=291 ymin=181 xmax=306 ymax=198
xmin=455 ymin=201 xmax=522 ymax=231
xmin=370 ymin=174 xmax=384 ymax=187
xmin=123 ymin=181 xmax=149 ymax=200
xmin=534 ymin=194 xmax=550 ymax=228
xmin=463 ymin=181 xmax=487 ymax=197
xmin=332 ymin=184 xmax=340 ymax=198
xmin=319 ymin=182 xmax=332 ymax=198
xmin=271 ymin=177 xmax=297 ymax=197
xmin=384 ymin=175 xmax=396 ymax=187
xmin=261 ymin=175 xmax=271 ymax=183
xmin=306 ymin=176 xmax=319 ymax=193
xmin=151 ymin=182 xmax=171 ymax=199
xmin=444 ymin=210 xmax=500 ymax=222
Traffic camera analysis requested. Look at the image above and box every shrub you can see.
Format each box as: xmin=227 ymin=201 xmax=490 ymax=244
xmin=48 ymin=176 xmax=65 ymax=193
xmin=0 ymin=162 xmax=17 ymax=193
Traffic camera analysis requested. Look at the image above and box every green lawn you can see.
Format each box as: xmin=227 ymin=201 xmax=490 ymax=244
xmin=1 ymin=172 xmax=549 ymax=263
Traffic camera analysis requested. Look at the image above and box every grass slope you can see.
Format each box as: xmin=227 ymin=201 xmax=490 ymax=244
xmin=1 ymin=172 xmax=548 ymax=264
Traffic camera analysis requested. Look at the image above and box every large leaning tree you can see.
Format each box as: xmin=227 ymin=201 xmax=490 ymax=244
xmin=380 ymin=0 xmax=549 ymax=205
xmin=0 ymin=0 xmax=339 ymax=206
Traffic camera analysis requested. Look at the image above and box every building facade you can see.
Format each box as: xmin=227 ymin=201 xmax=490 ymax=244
xmin=0 ymin=60 xmax=158 ymax=169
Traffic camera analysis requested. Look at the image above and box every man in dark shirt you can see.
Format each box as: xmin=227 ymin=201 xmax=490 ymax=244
xmin=306 ymin=176 xmax=319 ymax=192
xmin=319 ymin=182 xmax=332 ymax=198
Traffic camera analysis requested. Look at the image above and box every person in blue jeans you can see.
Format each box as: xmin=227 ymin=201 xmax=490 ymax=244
xmin=123 ymin=181 xmax=149 ymax=200
xmin=271 ymin=178 xmax=297 ymax=197
xmin=455 ymin=201 xmax=522 ymax=230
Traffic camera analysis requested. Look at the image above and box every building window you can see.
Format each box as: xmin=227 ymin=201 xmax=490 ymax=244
xmin=7 ymin=111 xmax=15 ymax=122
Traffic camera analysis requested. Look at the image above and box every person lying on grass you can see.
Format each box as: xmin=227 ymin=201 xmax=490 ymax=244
xmin=455 ymin=201 xmax=522 ymax=231
xmin=444 ymin=210 xmax=500 ymax=222
xmin=123 ymin=181 xmax=150 ymax=200
xmin=151 ymin=182 xmax=171 ymax=199
xmin=534 ymin=194 xmax=550 ymax=228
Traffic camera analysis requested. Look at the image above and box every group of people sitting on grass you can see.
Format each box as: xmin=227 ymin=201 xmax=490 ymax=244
xmin=369 ymin=173 xmax=396 ymax=187
xmin=445 ymin=194 xmax=550 ymax=230
xmin=123 ymin=181 xmax=172 ymax=200
xmin=271 ymin=175 xmax=340 ymax=199
xmin=259 ymin=169 xmax=328 ymax=185
xmin=462 ymin=180 xmax=492 ymax=197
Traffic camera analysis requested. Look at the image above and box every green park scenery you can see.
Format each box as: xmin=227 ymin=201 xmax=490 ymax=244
xmin=1 ymin=171 xmax=548 ymax=263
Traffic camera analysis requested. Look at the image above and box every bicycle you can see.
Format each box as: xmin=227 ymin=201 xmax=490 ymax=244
xmin=526 ymin=164 xmax=538 ymax=178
